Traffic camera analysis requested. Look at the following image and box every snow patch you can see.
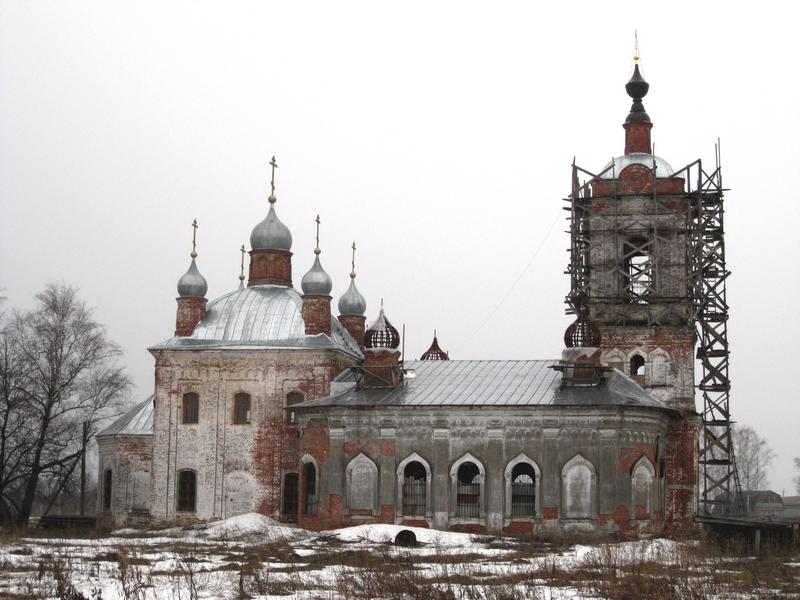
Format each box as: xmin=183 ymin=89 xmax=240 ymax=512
xmin=325 ymin=523 xmax=480 ymax=548
xmin=192 ymin=512 xmax=302 ymax=541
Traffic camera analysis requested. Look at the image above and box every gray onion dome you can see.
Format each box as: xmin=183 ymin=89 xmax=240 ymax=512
xmin=338 ymin=277 xmax=366 ymax=316
xmin=177 ymin=258 xmax=208 ymax=298
xmin=301 ymin=254 xmax=333 ymax=295
xmin=250 ymin=199 xmax=293 ymax=251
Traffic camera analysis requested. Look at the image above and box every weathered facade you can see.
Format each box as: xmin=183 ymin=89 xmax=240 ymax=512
xmin=98 ymin=59 xmax=703 ymax=535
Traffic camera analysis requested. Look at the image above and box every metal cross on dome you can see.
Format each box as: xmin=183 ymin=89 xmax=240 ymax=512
xmin=315 ymin=214 xmax=321 ymax=252
xmin=191 ymin=218 xmax=198 ymax=258
xmin=239 ymin=244 xmax=246 ymax=282
xmin=269 ymin=156 xmax=278 ymax=195
xmin=351 ymin=241 xmax=357 ymax=278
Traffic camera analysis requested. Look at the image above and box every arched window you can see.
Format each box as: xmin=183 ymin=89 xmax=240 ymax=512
xmin=511 ymin=463 xmax=537 ymax=517
xmin=631 ymin=456 xmax=656 ymax=516
xmin=450 ymin=454 xmax=485 ymax=519
xmin=233 ymin=393 xmax=251 ymax=424
xmin=282 ymin=472 xmax=299 ymax=521
xmin=630 ymin=354 xmax=646 ymax=384
xmin=346 ymin=453 xmax=378 ymax=515
xmin=302 ymin=459 xmax=317 ymax=516
xmin=177 ymin=470 xmax=197 ymax=512
xmin=182 ymin=392 xmax=199 ymax=424
xmin=103 ymin=468 xmax=112 ymax=510
xmin=623 ymin=236 xmax=653 ymax=304
xmin=402 ymin=461 xmax=427 ymax=517
xmin=561 ymin=455 xmax=597 ymax=520
xmin=286 ymin=392 xmax=304 ymax=425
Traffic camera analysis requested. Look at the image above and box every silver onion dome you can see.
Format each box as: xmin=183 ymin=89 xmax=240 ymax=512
xmin=177 ymin=258 xmax=208 ymax=298
xmin=301 ymin=254 xmax=333 ymax=295
xmin=338 ymin=277 xmax=366 ymax=316
xmin=250 ymin=200 xmax=293 ymax=251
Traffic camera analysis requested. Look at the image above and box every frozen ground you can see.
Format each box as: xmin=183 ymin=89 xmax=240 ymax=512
xmin=0 ymin=513 xmax=798 ymax=599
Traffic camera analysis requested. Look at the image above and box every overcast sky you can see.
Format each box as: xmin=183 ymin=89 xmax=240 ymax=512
xmin=1 ymin=1 xmax=798 ymax=493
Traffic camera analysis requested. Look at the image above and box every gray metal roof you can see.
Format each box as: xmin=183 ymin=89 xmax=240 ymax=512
xmin=296 ymin=360 xmax=670 ymax=410
xmin=150 ymin=285 xmax=362 ymax=358
xmin=97 ymin=395 xmax=154 ymax=437
xmin=600 ymin=153 xmax=675 ymax=179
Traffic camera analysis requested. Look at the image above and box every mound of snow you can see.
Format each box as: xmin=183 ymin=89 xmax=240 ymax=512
xmin=325 ymin=524 xmax=480 ymax=548
xmin=194 ymin=512 xmax=301 ymax=541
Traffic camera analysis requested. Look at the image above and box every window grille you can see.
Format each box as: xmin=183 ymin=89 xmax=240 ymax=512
xmin=233 ymin=393 xmax=251 ymax=424
xmin=402 ymin=461 xmax=427 ymax=516
xmin=623 ymin=237 xmax=654 ymax=303
xmin=177 ymin=470 xmax=196 ymax=512
xmin=455 ymin=463 xmax=480 ymax=518
xmin=182 ymin=392 xmax=199 ymax=424
xmin=511 ymin=463 xmax=536 ymax=517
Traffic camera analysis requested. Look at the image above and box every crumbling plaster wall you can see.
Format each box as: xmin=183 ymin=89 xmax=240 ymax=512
xmin=97 ymin=434 xmax=153 ymax=529
xmin=149 ymin=347 xmax=357 ymax=524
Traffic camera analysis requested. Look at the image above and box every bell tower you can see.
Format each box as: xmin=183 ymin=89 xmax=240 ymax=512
xmin=565 ymin=55 xmax=694 ymax=409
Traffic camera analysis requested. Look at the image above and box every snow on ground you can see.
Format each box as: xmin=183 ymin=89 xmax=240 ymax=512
xmin=191 ymin=512 xmax=302 ymax=541
xmin=326 ymin=523 xmax=476 ymax=547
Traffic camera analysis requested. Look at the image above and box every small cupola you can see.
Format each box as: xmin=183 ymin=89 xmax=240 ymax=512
xmin=357 ymin=302 xmax=403 ymax=388
xmin=623 ymin=35 xmax=653 ymax=155
xmin=556 ymin=307 xmax=603 ymax=385
xmin=301 ymin=215 xmax=333 ymax=336
xmin=420 ymin=330 xmax=449 ymax=360
xmin=337 ymin=242 xmax=368 ymax=346
xmin=248 ymin=156 xmax=294 ymax=287
xmin=364 ymin=304 xmax=400 ymax=350
xmin=175 ymin=219 xmax=208 ymax=337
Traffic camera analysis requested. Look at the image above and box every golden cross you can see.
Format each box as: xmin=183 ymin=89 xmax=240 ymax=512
xmin=633 ymin=30 xmax=640 ymax=65
xmin=239 ymin=244 xmax=246 ymax=281
xmin=350 ymin=241 xmax=357 ymax=278
xmin=191 ymin=219 xmax=198 ymax=258
xmin=269 ymin=156 xmax=278 ymax=195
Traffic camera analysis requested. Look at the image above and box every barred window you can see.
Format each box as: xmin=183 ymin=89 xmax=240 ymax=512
xmin=511 ymin=463 xmax=536 ymax=517
xmin=402 ymin=461 xmax=427 ymax=517
xmin=286 ymin=392 xmax=304 ymax=424
xmin=233 ymin=393 xmax=251 ymax=424
xmin=182 ymin=392 xmax=199 ymax=424
xmin=303 ymin=462 xmax=317 ymax=516
xmin=623 ymin=237 xmax=654 ymax=304
xmin=455 ymin=462 xmax=481 ymax=518
xmin=177 ymin=470 xmax=197 ymax=512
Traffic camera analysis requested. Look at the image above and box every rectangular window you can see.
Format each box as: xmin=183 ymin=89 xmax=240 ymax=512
xmin=233 ymin=393 xmax=251 ymax=424
xmin=177 ymin=470 xmax=197 ymax=512
xmin=182 ymin=392 xmax=199 ymax=424
xmin=286 ymin=392 xmax=304 ymax=424
xmin=103 ymin=469 xmax=112 ymax=510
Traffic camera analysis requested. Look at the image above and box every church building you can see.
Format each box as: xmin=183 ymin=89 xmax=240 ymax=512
xmin=97 ymin=58 xmax=700 ymax=535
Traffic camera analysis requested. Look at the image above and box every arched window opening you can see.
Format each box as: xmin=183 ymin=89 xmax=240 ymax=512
xmin=651 ymin=354 xmax=668 ymax=386
xmin=103 ymin=468 xmax=112 ymax=510
xmin=282 ymin=472 xmax=299 ymax=521
xmin=631 ymin=458 xmax=656 ymax=516
xmin=177 ymin=470 xmax=197 ymax=512
xmin=630 ymin=355 xmax=646 ymax=384
xmin=562 ymin=455 xmax=597 ymax=519
xmin=511 ymin=463 xmax=536 ymax=517
xmin=623 ymin=237 xmax=653 ymax=304
xmin=456 ymin=462 xmax=481 ymax=518
xmin=233 ymin=393 xmax=251 ymax=424
xmin=286 ymin=392 xmax=304 ymax=425
xmin=346 ymin=454 xmax=378 ymax=514
xmin=303 ymin=462 xmax=317 ymax=516
xmin=402 ymin=461 xmax=427 ymax=517
xmin=182 ymin=392 xmax=199 ymax=424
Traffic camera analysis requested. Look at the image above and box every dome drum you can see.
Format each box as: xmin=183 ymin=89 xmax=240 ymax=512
xmin=248 ymin=249 xmax=293 ymax=287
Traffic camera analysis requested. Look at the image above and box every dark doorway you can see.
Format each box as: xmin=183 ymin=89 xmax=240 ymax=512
xmin=282 ymin=472 xmax=299 ymax=521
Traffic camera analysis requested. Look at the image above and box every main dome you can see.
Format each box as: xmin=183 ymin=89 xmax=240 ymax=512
xmin=250 ymin=204 xmax=293 ymax=251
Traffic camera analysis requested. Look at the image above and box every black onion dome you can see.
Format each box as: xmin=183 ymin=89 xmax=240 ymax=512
xmin=364 ymin=307 xmax=400 ymax=349
xmin=564 ymin=314 xmax=601 ymax=348
xmin=625 ymin=64 xmax=651 ymax=124
xmin=420 ymin=334 xmax=449 ymax=361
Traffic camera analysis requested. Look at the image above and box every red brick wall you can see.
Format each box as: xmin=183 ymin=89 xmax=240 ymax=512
xmin=624 ymin=121 xmax=652 ymax=154
xmin=175 ymin=297 xmax=207 ymax=336
xmin=665 ymin=413 xmax=699 ymax=532
xmin=248 ymin=249 xmax=292 ymax=287
xmin=302 ymin=295 xmax=332 ymax=336
xmin=338 ymin=315 xmax=365 ymax=346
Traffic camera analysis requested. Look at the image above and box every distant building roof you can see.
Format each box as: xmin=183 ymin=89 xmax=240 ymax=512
xmin=150 ymin=285 xmax=362 ymax=359
xmin=97 ymin=395 xmax=154 ymax=437
xmin=296 ymin=360 xmax=670 ymax=410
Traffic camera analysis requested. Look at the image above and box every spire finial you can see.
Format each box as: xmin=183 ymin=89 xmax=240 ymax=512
xmin=239 ymin=244 xmax=246 ymax=283
xmin=269 ymin=156 xmax=278 ymax=204
xmin=314 ymin=214 xmax=321 ymax=255
xmin=350 ymin=242 xmax=357 ymax=279
xmin=633 ymin=29 xmax=640 ymax=65
xmin=191 ymin=218 xmax=198 ymax=258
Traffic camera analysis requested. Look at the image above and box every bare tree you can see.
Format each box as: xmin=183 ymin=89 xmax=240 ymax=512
xmin=0 ymin=284 xmax=130 ymax=526
xmin=733 ymin=424 xmax=776 ymax=491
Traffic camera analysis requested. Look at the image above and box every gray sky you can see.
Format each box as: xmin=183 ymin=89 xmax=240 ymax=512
xmin=2 ymin=2 xmax=798 ymax=493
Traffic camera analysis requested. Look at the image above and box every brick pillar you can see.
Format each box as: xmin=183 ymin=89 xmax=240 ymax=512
xmin=624 ymin=121 xmax=653 ymax=155
xmin=338 ymin=314 xmax=366 ymax=346
xmin=248 ymin=249 xmax=292 ymax=287
xmin=664 ymin=412 xmax=700 ymax=532
xmin=302 ymin=295 xmax=332 ymax=336
xmin=175 ymin=297 xmax=207 ymax=336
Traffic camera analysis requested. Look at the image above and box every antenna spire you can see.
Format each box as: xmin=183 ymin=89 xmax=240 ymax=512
xmin=633 ymin=30 xmax=640 ymax=65
xmin=269 ymin=156 xmax=278 ymax=204
xmin=191 ymin=219 xmax=198 ymax=258
xmin=314 ymin=214 xmax=321 ymax=255
xmin=350 ymin=242 xmax=357 ymax=279
xmin=239 ymin=244 xmax=246 ymax=284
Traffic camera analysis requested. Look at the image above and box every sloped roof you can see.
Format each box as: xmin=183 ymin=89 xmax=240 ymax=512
xmin=150 ymin=285 xmax=362 ymax=359
xmin=97 ymin=395 xmax=154 ymax=437
xmin=296 ymin=360 xmax=670 ymax=410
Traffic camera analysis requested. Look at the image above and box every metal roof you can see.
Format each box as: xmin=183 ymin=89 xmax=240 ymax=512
xmin=150 ymin=285 xmax=362 ymax=359
xmin=600 ymin=153 xmax=675 ymax=179
xmin=97 ymin=395 xmax=154 ymax=437
xmin=296 ymin=360 xmax=669 ymax=410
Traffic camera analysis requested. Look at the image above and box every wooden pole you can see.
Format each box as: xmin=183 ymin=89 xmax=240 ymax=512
xmin=79 ymin=421 xmax=88 ymax=516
